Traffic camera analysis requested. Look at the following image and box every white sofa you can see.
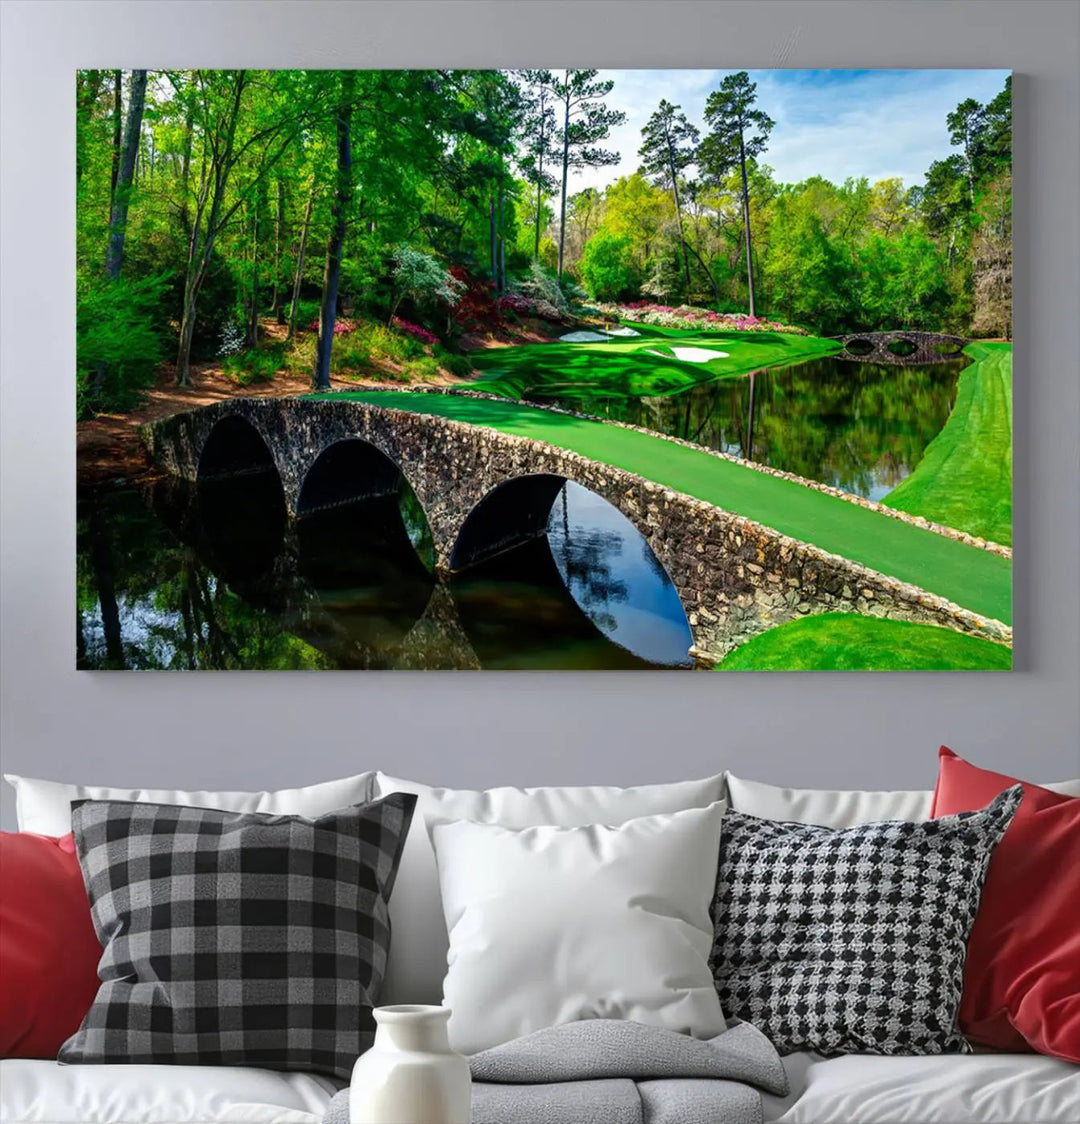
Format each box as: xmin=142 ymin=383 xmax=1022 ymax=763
xmin=2 ymin=770 xmax=1079 ymax=1124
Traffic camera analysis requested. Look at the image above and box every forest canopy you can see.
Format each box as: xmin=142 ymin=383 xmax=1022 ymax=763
xmin=76 ymin=68 xmax=1011 ymax=414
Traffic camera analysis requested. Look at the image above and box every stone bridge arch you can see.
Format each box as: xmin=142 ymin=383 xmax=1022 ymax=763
xmin=833 ymin=330 xmax=968 ymax=365
xmin=144 ymin=396 xmax=1008 ymax=663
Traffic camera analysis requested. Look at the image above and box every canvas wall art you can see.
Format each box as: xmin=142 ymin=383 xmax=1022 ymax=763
xmin=75 ymin=68 xmax=1012 ymax=670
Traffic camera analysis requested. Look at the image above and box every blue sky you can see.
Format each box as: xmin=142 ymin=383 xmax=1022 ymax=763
xmin=568 ymin=69 xmax=1009 ymax=193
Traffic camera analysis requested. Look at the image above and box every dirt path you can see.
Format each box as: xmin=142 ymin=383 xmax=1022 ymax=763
xmin=77 ymin=316 xmax=568 ymax=487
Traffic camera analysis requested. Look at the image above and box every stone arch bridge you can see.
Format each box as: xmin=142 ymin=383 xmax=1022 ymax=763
xmin=832 ymin=331 xmax=968 ymax=365
xmin=143 ymin=396 xmax=1002 ymax=664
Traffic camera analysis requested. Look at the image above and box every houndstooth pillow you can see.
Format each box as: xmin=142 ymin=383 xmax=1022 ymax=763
xmin=711 ymin=785 xmax=1022 ymax=1057
xmin=60 ymin=793 xmax=416 ymax=1080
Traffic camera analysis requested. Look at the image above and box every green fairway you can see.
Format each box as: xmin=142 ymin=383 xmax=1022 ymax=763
xmin=310 ymin=390 xmax=1012 ymax=624
xmin=716 ymin=613 xmax=1012 ymax=671
xmin=884 ymin=342 xmax=1012 ymax=545
xmin=469 ymin=326 xmax=841 ymax=401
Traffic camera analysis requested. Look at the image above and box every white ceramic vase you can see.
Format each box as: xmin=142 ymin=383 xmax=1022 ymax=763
xmin=350 ymin=1005 xmax=471 ymax=1124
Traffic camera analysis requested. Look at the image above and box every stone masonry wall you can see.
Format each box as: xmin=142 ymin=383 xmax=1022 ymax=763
xmin=144 ymin=398 xmax=1011 ymax=663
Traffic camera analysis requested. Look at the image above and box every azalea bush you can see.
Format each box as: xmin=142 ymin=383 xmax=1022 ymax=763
xmin=595 ymin=301 xmax=808 ymax=335
xmin=392 ymin=317 xmax=439 ymax=346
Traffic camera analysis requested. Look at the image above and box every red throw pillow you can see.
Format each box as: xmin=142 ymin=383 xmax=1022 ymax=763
xmin=0 ymin=832 xmax=102 ymax=1057
xmin=932 ymin=746 xmax=1080 ymax=1061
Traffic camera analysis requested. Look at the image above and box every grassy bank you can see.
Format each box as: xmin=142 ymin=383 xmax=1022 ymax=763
xmin=312 ymin=389 xmax=1012 ymax=625
xmin=884 ymin=342 xmax=1012 ymax=545
xmin=716 ymin=614 xmax=1012 ymax=671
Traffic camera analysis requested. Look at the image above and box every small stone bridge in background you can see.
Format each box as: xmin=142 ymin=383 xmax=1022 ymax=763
xmin=144 ymin=396 xmax=1003 ymax=664
xmin=832 ymin=330 xmax=968 ymax=365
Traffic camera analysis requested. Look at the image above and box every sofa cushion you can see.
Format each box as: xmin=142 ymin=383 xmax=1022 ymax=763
xmin=723 ymin=773 xmax=933 ymax=826
xmin=0 ymin=1058 xmax=338 ymax=1124
xmin=432 ymin=802 xmax=728 ymax=1054
xmin=372 ymin=772 xmax=725 ymax=1005
xmin=762 ymin=1050 xmax=1080 ymax=1123
xmin=59 ymin=795 xmax=415 ymax=1081
xmin=4 ymin=772 xmax=377 ymax=836
xmin=724 ymin=770 xmax=1080 ymax=828
xmin=932 ymin=747 xmax=1080 ymax=1061
xmin=0 ymin=832 xmax=101 ymax=1057
xmin=711 ymin=787 xmax=1022 ymax=1056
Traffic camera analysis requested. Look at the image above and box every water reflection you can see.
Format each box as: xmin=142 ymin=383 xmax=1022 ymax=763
xmin=76 ymin=480 xmax=694 ymax=671
xmin=526 ymin=355 xmax=967 ymax=502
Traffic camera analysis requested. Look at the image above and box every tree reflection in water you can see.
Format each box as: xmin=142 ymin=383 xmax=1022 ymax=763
xmin=76 ymin=478 xmax=694 ymax=671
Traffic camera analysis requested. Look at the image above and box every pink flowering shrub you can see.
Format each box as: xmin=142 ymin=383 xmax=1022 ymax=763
xmin=597 ymin=302 xmax=806 ymax=335
xmin=391 ymin=317 xmax=439 ymax=346
xmin=496 ymin=293 xmax=534 ymax=315
xmin=305 ymin=316 xmax=358 ymax=335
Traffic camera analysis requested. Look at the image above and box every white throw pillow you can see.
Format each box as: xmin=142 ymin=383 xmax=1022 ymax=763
xmin=3 ymin=772 xmax=376 ymax=836
xmin=431 ymin=802 xmax=728 ymax=1055
xmin=724 ymin=771 xmax=1080 ymax=828
xmin=373 ymin=772 xmax=725 ymax=1005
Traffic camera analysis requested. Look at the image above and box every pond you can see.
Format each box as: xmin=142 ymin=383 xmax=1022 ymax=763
xmin=511 ymin=354 xmax=968 ymax=503
xmin=76 ymin=481 xmax=694 ymax=671
xmin=76 ymin=350 xmax=969 ymax=671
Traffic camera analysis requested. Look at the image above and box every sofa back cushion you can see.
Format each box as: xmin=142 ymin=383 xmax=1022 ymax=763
xmin=4 ymin=772 xmax=376 ymax=835
xmin=725 ymin=771 xmax=1080 ymax=828
xmin=373 ymin=772 xmax=726 ymax=1005
xmin=59 ymin=794 xmax=415 ymax=1081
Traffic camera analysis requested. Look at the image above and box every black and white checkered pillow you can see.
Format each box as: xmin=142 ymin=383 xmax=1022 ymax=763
xmin=60 ymin=793 xmax=416 ymax=1079
xmin=711 ymin=785 xmax=1022 ymax=1056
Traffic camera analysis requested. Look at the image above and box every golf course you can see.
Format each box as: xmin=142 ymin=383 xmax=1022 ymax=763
xmin=314 ymin=331 xmax=1014 ymax=663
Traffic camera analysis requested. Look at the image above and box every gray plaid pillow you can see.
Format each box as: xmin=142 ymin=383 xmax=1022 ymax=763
xmin=60 ymin=793 xmax=416 ymax=1079
xmin=711 ymin=785 xmax=1022 ymax=1057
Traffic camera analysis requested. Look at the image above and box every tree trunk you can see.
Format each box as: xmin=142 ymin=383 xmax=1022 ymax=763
xmin=684 ymin=239 xmax=721 ymax=307
xmin=176 ymin=72 xmax=246 ymax=387
xmin=313 ymin=72 xmax=355 ymax=392
xmin=738 ymin=131 xmax=757 ymax=318
xmin=94 ymin=69 xmax=147 ymax=402
xmin=108 ymin=70 xmax=122 ymax=215
xmin=288 ymin=188 xmax=314 ymax=340
xmin=246 ymin=192 xmax=260 ymax=350
xmin=669 ymin=144 xmax=692 ymax=303
xmin=534 ymin=178 xmax=544 ymax=262
xmin=497 ymin=182 xmax=506 ymax=293
xmin=271 ymin=178 xmax=286 ymax=323
xmin=557 ymin=84 xmax=571 ymax=281
xmin=104 ymin=70 xmax=146 ymax=280
xmin=489 ymin=193 xmax=498 ymax=291
xmin=179 ymin=103 xmax=194 ymax=243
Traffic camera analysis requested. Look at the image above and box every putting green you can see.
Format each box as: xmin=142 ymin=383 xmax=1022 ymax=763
xmin=310 ymin=390 xmax=1012 ymax=625
xmin=884 ymin=342 xmax=1012 ymax=545
xmin=716 ymin=613 xmax=1012 ymax=671
xmin=469 ymin=327 xmax=841 ymax=401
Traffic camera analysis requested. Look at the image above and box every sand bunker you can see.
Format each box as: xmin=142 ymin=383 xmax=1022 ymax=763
xmin=560 ymin=326 xmax=642 ymax=342
xmin=645 ymin=346 xmax=730 ymax=363
xmin=560 ymin=330 xmax=611 ymax=342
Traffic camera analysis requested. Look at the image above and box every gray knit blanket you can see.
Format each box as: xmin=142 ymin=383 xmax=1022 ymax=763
xmin=326 ymin=1018 xmax=788 ymax=1124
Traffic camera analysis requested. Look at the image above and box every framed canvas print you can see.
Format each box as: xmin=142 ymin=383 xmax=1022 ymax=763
xmin=75 ymin=68 xmax=1012 ymax=671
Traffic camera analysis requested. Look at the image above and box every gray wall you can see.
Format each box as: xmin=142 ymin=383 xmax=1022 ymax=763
xmin=1 ymin=1 xmax=1077 ymax=830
